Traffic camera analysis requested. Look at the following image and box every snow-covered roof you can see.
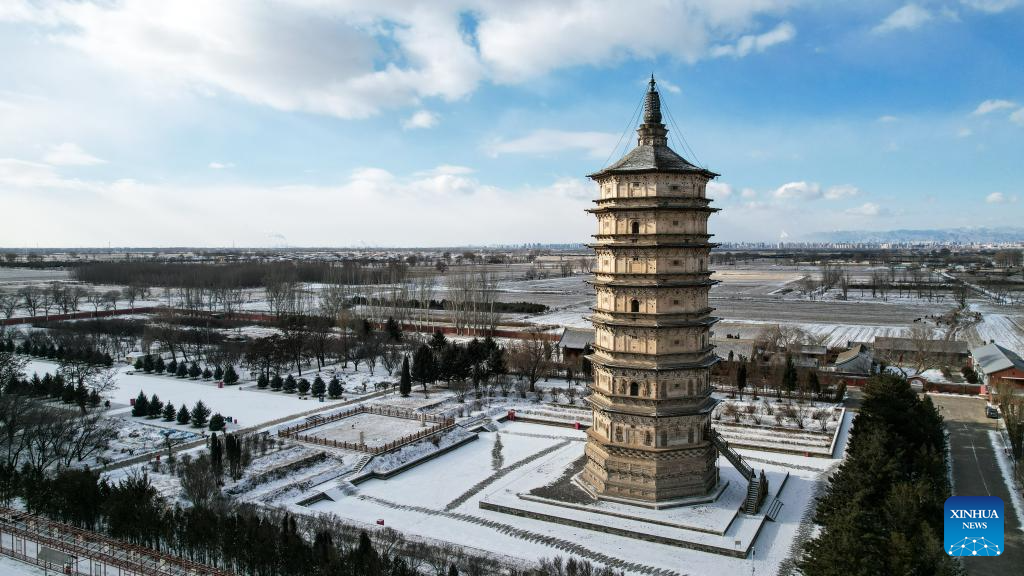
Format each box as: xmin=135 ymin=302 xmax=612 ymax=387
xmin=873 ymin=336 xmax=969 ymax=355
xmin=972 ymin=342 xmax=1024 ymax=375
xmin=790 ymin=344 xmax=827 ymax=356
xmin=558 ymin=327 xmax=595 ymax=350
xmin=835 ymin=344 xmax=869 ymax=366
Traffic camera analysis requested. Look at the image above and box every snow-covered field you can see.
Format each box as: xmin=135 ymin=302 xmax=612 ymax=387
xmin=23 ymin=359 xmax=348 ymax=428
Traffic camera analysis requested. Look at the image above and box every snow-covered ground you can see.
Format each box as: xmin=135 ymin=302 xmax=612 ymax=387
xmin=23 ymin=359 xmax=349 ymax=429
xmin=295 ymin=415 xmax=849 ymax=575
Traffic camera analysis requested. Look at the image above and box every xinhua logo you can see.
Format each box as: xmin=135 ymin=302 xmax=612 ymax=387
xmin=944 ymin=496 xmax=1004 ymax=557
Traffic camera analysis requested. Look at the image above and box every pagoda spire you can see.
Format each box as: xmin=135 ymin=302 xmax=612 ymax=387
xmin=638 ymin=74 xmax=668 ymax=146
xmin=643 ymin=74 xmax=662 ymax=124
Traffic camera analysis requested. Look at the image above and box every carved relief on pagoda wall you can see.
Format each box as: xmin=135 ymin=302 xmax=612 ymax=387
xmin=597 ymin=174 xmax=711 ymax=201
xmin=593 ymin=365 xmax=711 ymax=400
xmin=594 ymin=285 xmax=710 ymax=315
xmin=596 ymin=211 xmax=709 ymax=236
xmin=592 ymin=408 xmax=707 ymax=449
xmin=593 ymin=324 xmax=710 ymax=355
xmin=594 ymin=247 xmax=711 ymax=275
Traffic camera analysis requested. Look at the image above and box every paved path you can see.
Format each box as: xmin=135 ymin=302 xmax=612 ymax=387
xmin=931 ymin=395 xmax=1022 ymax=575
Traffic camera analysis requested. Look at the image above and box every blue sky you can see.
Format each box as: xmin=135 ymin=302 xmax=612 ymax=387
xmin=0 ymin=0 xmax=1021 ymax=247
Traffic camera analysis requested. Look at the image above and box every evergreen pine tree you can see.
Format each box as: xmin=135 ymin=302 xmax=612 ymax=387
xmin=400 ymin=356 xmax=412 ymax=397
xmin=808 ymin=371 xmax=821 ymax=399
xmin=297 ymin=378 xmax=310 ymax=395
xmin=736 ymin=363 xmax=747 ymax=400
xmin=385 ymin=316 xmax=402 ymax=343
xmin=270 ymin=373 xmax=283 ymax=391
xmin=209 ymin=413 xmax=225 ymax=432
xmin=190 ymin=401 xmax=211 ymax=428
xmin=154 ymin=356 xmax=165 ymax=374
xmin=188 ymin=362 xmax=201 ymax=379
xmin=412 ymin=344 xmax=436 ymax=392
xmin=176 ymin=361 xmax=188 ymax=378
xmin=202 ymin=367 xmax=213 ymax=380
xmin=283 ymin=374 xmax=297 ymax=394
xmin=782 ymin=355 xmax=797 ymax=397
xmin=148 ymin=395 xmax=163 ymax=419
xmin=166 ymin=358 xmax=177 ymax=375
xmin=133 ymin=357 xmax=144 ymax=370
xmin=223 ymin=365 xmax=239 ymax=385
xmin=132 ymin=392 xmax=149 ymax=417
xmin=311 ymin=375 xmax=326 ymax=397
xmin=214 ymin=365 xmax=224 ymax=380
xmin=143 ymin=354 xmax=154 ymax=373
xmin=328 ymin=376 xmax=342 ymax=398
xmin=209 ymin=432 xmax=223 ymax=478
xmin=257 ymin=373 xmax=269 ymax=389
xmin=176 ymin=403 xmax=191 ymax=424
xmin=162 ymin=402 xmax=176 ymax=421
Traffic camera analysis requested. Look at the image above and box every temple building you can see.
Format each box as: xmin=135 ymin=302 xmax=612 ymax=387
xmin=580 ymin=76 xmax=722 ymax=505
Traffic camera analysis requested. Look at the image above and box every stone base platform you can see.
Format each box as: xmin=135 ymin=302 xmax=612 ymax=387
xmin=478 ymin=442 xmax=789 ymax=558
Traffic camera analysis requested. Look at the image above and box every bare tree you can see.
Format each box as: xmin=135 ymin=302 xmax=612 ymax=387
xmin=508 ymin=335 xmax=552 ymax=393
xmin=18 ymin=287 xmax=42 ymax=317
xmin=0 ymin=292 xmax=18 ymax=319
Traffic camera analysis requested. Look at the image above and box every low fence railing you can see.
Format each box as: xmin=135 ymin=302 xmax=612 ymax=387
xmin=278 ymin=404 xmax=455 ymax=454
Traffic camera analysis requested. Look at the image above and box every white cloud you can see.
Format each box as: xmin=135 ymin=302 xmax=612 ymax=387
xmin=985 ymin=192 xmax=1018 ymax=203
xmin=486 ymin=129 xmax=618 ymax=158
xmin=476 ymin=0 xmax=797 ymax=82
xmin=0 ymin=158 xmax=89 ymax=189
xmin=972 ymin=99 xmax=1017 ymax=115
xmin=845 ymin=202 xmax=882 ymax=216
xmin=402 ymin=110 xmax=439 ymax=130
xmin=877 ymin=115 xmax=899 ymax=123
xmin=711 ymin=22 xmax=795 ymax=58
xmin=6 ymin=0 xmax=801 ymax=120
xmin=655 ymin=78 xmax=682 ymax=94
xmin=43 ymin=142 xmax=105 ymax=166
xmin=208 ymin=162 xmax=234 ymax=169
xmin=960 ymin=0 xmax=1020 ymax=13
xmin=773 ymin=181 xmax=821 ymax=200
xmin=824 ymin=184 xmax=859 ymax=200
xmin=741 ymin=188 xmax=757 ymax=199
xmin=0 ymin=159 xmax=596 ymax=247
xmin=1011 ymin=108 xmax=1024 ymax=126
xmin=706 ymin=181 xmax=732 ymax=199
xmin=873 ymin=4 xmax=932 ymax=34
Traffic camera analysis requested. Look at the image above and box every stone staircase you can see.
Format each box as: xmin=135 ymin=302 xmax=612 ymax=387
xmin=710 ymin=427 xmax=766 ymax=514
xmin=349 ymin=453 xmax=373 ymax=476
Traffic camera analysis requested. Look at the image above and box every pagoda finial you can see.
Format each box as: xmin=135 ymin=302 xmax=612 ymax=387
xmin=642 ymin=74 xmax=662 ymax=125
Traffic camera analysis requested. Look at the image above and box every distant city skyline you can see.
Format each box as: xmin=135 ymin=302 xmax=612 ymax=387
xmin=1 ymin=1 xmax=1022 ymax=247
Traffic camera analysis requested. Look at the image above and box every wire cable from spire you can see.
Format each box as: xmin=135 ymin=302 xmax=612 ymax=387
xmin=662 ymin=93 xmax=703 ymax=169
xmin=601 ymin=90 xmax=646 ymax=170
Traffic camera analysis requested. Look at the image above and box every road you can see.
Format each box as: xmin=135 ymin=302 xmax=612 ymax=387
xmin=931 ymin=395 xmax=1022 ymax=575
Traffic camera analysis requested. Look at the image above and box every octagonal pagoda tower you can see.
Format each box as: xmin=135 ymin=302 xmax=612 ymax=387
xmin=580 ymin=76 xmax=720 ymax=505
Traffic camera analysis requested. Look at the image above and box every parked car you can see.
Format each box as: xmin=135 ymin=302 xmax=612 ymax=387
xmin=985 ymin=405 xmax=999 ymax=419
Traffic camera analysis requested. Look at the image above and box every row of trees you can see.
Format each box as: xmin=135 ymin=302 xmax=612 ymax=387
xmin=800 ymin=374 xmax=959 ymax=575
xmin=131 ymin=393 xmax=222 ymax=430
xmin=133 ymin=354 xmax=239 ymax=383
xmin=0 ymin=282 xmax=148 ymax=320
xmin=5 ymin=335 xmax=114 ymax=367
xmin=0 ymin=460 xmax=618 ymax=576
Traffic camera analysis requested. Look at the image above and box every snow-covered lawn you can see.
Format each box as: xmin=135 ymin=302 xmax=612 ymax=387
xmin=24 ymin=359 xmax=347 ymax=428
xmin=307 ymin=412 xmax=428 ymax=448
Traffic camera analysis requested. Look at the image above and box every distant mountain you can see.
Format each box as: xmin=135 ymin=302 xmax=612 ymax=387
xmin=804 ymin=227 xmax=1024 ymax=244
